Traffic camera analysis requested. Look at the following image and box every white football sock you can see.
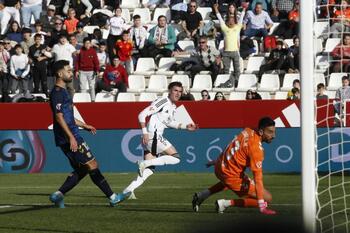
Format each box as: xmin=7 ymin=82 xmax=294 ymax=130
xmin=109 ymin=193 xmax=116 ymax=200
xmin=123 ymin=168 xmax=154 ymax=194
xmin=223 ymin=200 xmax=232 ymax=207
xmin=143 ymin=155 xmax=180 ymax=167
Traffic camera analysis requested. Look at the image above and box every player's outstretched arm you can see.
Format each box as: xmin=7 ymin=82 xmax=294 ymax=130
xmin=75 ymin=119 xmax=96 ymax=135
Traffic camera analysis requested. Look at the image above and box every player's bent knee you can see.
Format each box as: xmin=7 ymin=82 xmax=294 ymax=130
xmin=85 ymin=159 xmax=98 ymax=171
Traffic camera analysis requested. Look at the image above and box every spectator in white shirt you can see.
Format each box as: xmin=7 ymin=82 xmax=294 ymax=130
xmin=51 ymin=34 xmax=76 ymax=96
xmin=129 ymin=14 xmax=148 ymax=68
xmin=243 ymin=2 xmax=273 ymax=38
xmin=106 ymin=7 xmax=126 ymax=61
xmin=0 ymin=41 xmax=10 ymax=99
xmin=10 ymin=44 xmax=30 ymax=94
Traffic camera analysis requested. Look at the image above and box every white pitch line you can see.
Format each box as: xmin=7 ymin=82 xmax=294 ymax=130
xmin=0 ymin=205 xmax=12 ymax=209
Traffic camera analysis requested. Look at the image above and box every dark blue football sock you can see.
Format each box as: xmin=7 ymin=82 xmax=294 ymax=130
xmin=59 ymin=169 xmax=87 ymax=194
xmin=89 ymin=169 xmax=113 ymax=198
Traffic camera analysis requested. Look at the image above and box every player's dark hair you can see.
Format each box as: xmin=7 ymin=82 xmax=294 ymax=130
xmin=168 ymin=81 xmax=182 ymax=90
xmin=258 ymin=117 xmax=275 ymax=130
xmin=53 ymin=60 xmax=70 ymax=78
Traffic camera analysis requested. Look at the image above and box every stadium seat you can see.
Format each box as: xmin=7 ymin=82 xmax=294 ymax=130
xmin=171 ymin=74 xmax=191 ymax=90
xmin=229 ymin=91 xmax=246 ymax=100
xmin=325 ymin=90 xmax=336 ymax=99
xmin=258 ymin=74 xmax=280 ymax=92
xmin=245 ymin=56 xmax=265 ymax=74
xmin=127 ymin=75 xmax=146 ymax=93
xmin=268 ymin=22 xmax=280 ymax=35
xmin=177 ymin=40 xmax=195 ymax=51
xmin=324 ymin=38 xmax=341 ymax=53
xmin=315 ymin=55 xmax=330 ymax=73
xmin=213 ymin=74 xmax=233 ymax=92
xmin=258 ymin=92 xmax=271 ymax=99
xmin=218 ymin=40 xmax=224 ymax=52
xmin=146 ymin=74 xmax=168 ymax=92
xmin=152 ymin=8 xmax=171 ymax=24
xmin=328 ymin=73 xmax=346 ymax=91
xmin=190 ymin=74 xmax=212 ymax=92
xmin=139 ymin=92 xmax=158 ymax=101
xmin=235 ymin=74 xmax=258 ymax=92
xmin=274 ymin=91 xmax=288 ymax=100
xmin=95 ymin=93 xmax=115 ymax=102
xmin=121 ymin=8 xmax=131 ymax=23
xmin=117 ymin=93 xmax=136 ymax=102
xmin=196 ymin=7 xmax=212 ymax=20
xmin=315 ymin=38 xmax=323 ymax=54
xmin=191 ymin=92 xmax=202 ymax=100
xmin=93 ymin=9 xmax=114 ymax=17
xmin=32 ymin=93 xmax=47 ymax=99
xmin=133 ymin=8 xmax=151 ymax=24
xmin=120 ymin=0 xmax=140 ymax=9
xmin=73 ymin=93 xmax=91 ymax=103
xmin=156 ymin=57 xmax=176 ymax=76
xmin=83 ymin=26 xmax=99 ymax=34
xmin=101 ymin=28 xmax=109 ymax=40
xmin=134 ymin=58 xmax=156 ymax=76
xmin=314 ymin=73 xmax=326 ymax=90
xmin=252 ymin=39 xmax=259 ymax=55
xmin=280 ymin=73 xmax=300 ymax=91
xmin=314 ymin=21 xmax=329 ymax=38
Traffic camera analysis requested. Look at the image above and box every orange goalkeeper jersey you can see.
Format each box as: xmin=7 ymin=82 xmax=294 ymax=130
xmin=216 ymin=128 xmax=265 ymax=199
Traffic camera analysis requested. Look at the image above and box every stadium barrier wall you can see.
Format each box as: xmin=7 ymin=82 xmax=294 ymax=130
xmin=0 ymin=100 xmax=346 ymax=173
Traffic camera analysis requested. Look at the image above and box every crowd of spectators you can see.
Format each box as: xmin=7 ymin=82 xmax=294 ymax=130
xmin=0 ymin=0 xmax=344 ymax=103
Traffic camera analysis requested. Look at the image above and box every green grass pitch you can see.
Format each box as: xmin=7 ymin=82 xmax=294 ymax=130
xmin=0 ymin=172 xmax=324 ymax=233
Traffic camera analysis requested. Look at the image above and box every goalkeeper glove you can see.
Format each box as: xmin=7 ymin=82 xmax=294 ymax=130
xmin=258 ymin=199 xmax=277 ymax=215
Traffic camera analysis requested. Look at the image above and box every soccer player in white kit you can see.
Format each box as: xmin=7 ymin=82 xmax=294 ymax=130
xmin=119 ymin=81 xmax=198 ymax=200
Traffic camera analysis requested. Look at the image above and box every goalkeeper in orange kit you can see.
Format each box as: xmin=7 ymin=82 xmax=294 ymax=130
xmin=192 ymin=117 xmax=277 ymax=215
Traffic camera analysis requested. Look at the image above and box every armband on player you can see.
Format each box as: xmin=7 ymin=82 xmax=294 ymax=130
xmin=142 ymin=127 xmax=148 ymax=135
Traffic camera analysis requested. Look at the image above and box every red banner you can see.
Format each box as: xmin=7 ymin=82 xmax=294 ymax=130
xmin=0 ymin=100 xmax=339 ymax=130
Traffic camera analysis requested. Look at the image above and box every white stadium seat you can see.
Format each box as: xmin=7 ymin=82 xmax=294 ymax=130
xmin=73 ymin=93 xmax=91 ymax=103
xmin=156 ymin=57 xmax=176 ymax=76
xmin=120 ymin=0 xmax=140 ymax=9
xmin=235 ymin=74 xmax=258 ymax=92
xmin=196 ymin=7 xmax=212 ymax=20
xmin=152 ymin=7 xmax=171 ymax=23
xmin=95 ymin=93 xmax=115 ymax=102
xmin=134 ymin=58 xmax=156 ymax=76
xmin=93 ymin=9 xmax=114 ymax=17
xmin=139 ymin=92 xmax=158 ymax=101
xmin=229 ymin=91 xmax=246 ymax=100
xmin=328 ymin=73 xmax=347 ymax=91
xmin=177 ymin=40 xmax=195 ymax=51
xmin=268 ymin=22 xmax=280 ymax=35
xmin=325 ymin=90 xmax=336 ymax=99
xmin=324 ymin=38 xmax=341 ymax=53
xmin=83 ymin=26 xmax=99 ymax=34
xmin=117 ymin=93 xmax=136 ymax=102
xmin=190 ymin=74 xmax=212 ymax=92
xmin=146 ymin=74 xmax=168 ymax=92
xmin=274 ymin=91 xmax=288 ymax=100
xmin=245 ymin=56 xmax=265 ymax=74
xmin=127 ymin=75 xmax=146 ymax=93
xmin=258 ymin=92 xmax=271 ymax=99
xmin=121 ymin=8 xmax=131 ymax=23
xmin=258 ymin=74 xmax=280 ymax=92
xmin=314 ymin=73 xmax=326 ymax=90
xmin=315 ymin=55 xmax=330 ymax=73
xmin=280 ymin=73 xmax=300 ymax=91
xmin=171 ymin=74 xmax=191 ymax=90
xmin=133 ymin=8 xmax=151 ymax=24
xmin=314 ymin=21 xmax=329 ymax=38
xmin=212 ymin=74 xmax=233 ymax=92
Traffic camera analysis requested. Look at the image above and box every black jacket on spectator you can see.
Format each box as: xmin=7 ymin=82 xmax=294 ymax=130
xmin=240 ymin=37 xmax=255 ymax=59
xmin=48 ymin=29 xmax=68 ymax=48
xmin=49 ymin=0 xmax=65 ymax=16
xmin=4 ymin=0 xmax=19 ymax=7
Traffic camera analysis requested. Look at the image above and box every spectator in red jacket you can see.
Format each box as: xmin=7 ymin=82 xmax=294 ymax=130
xmin=115 ymin=30 xmax=133 ymax=74
xmin=96 ymin=56 xmax=128 ymax=95
xmin=331 ymin=33 xmax=350 ymax=73
xmin=75 ymin=37 xmax=100 ymax=101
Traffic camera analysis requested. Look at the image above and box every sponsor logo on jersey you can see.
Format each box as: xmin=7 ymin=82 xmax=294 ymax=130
xmin=256 ymin=161 xmax=262 ymax=169
xmin=56 ymin=103 xmax=62 ymax=111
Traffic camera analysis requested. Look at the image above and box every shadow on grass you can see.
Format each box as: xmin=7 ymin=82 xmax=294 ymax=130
xmin=0 ymin=226 xmax=95 ymax=233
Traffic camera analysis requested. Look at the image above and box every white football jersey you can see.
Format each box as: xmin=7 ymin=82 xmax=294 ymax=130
xmin=138 ymin=97 xmax=178 ymax=136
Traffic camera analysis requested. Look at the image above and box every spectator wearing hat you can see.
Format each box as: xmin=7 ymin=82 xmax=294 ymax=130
xmin=96 ymin=56 xmax=128 ymax=95
xmin=51 ymin=34 xmax=76 ymax=96
xmin=10 ymin=44 xmax=30 ymax=94
xmin=20 ymin=27 xmax=34 ymax=55
xmin=75 ymin=37 xmax=100 ymax=101
xmin=29 ymin=33 xmax=52 ymax=95
xmin=115 ymin=31 xmax=133 ymax=74
xmin=0 ymin=40 xmax=10 ymax=99
xmin=6 ymin=20 xmax=22 ymax=43
xmin=40 ymin=5 xmax=60 ymax=33
xmin=21 ymin=0 xmax=42 ymax=28
xmin=75 ymin=22 xmax=88 ymax=45
xmin=64 ymin=8 xmax=80 ymax=35
xmin=1 ymin=0 xmax=21 ymax=35
xmin=4 ymin=39 xmax=15 ymax=55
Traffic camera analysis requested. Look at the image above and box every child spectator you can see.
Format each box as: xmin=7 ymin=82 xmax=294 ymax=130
xmin=64 ymin=8 xmax=80 ymax=35
xmin=115 ymin=31 xmax=133 ymax=74
xmin=10 ymin=45 xmax=30 ymax=94
xmin=75 ymin=22 xmax=88 ymax=45
xmin=316 ymin=83 xmax=328 ymax=99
